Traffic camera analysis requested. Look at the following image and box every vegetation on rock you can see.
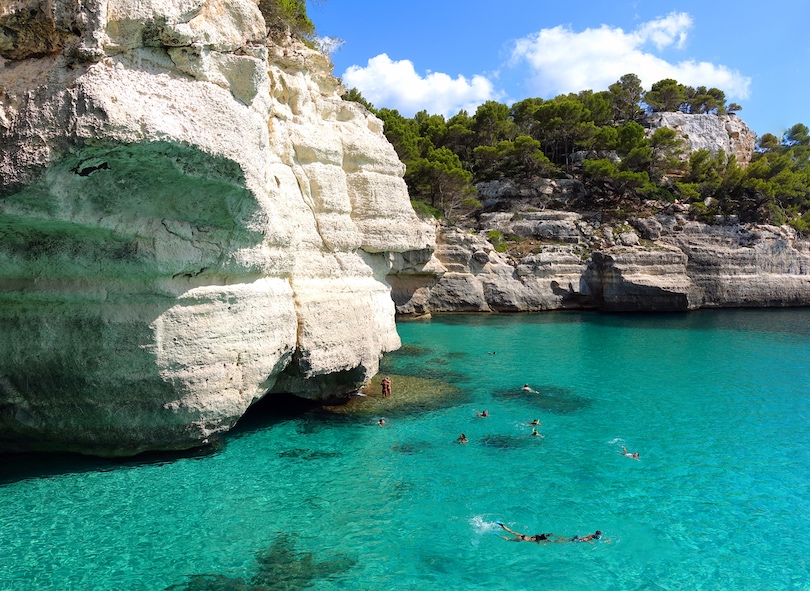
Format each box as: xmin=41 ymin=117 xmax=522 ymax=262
xmin=343 ymin=75 xmax=810 ymax=233
xmin=259 ymin=0 xmax=318 ymax=39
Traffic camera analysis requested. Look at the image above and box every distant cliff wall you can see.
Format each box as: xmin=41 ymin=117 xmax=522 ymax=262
xmin=390 ymin=211 xmax=810 ymax=315
xmin=390 ymin=111 xmax=805 ymax=316
xmin=0 ymin=0 xmax=432 ymax=455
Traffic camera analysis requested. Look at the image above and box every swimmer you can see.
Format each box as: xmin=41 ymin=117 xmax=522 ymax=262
xmin=496 ymin=522 xmax=560 ymax=543
xmin=457 ymin=433 xmax=469 ymax=444
xmin=569 ymin=531 xmax=602 ymax=543
xmin=522 ymin=384 xmax=531 ymax=391
xmin=378 ymin=419 xmax=386 ymax=427
xmin=478 ymin=410 xmax=489 ymax=417
xmin=487 ymin=351 xmax=497 ymax=355
xmin=529 ymin=419 xmax=542 ymax=426
xmin=621 ymin=446 xmax=640 ymax=460
xmin=531 ymin=428 xmax=543 ymax=438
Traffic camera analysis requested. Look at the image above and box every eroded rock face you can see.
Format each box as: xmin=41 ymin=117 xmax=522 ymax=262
xmin=661 ymin=221 xmax=810 ymax=308
xmin=391 ymin=212 xmax=810 ymax=316
xmin=0 ymin=0 xmax=432 ymax=455
xmin=644 ymin=112 xmax=757 ymax=167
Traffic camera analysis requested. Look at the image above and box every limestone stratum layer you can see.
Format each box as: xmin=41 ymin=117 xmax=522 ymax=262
xmin=389 ymin=210 xmax=810 ymax=315
xmin=0 ymin=0 xmax=432 ymax=455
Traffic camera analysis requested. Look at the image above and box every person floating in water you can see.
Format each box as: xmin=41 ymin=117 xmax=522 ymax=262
xmin=487 ymin=351 xmax=497 ymax=355
xmin=496 ymin=522 xmax=560 ymax=543
xmin=478 ymin=410 xmax=489 ymax=417
xmin=381 ymin=376 xmax=392 ymax=398
xmin=622 ymin=446 xmax=640 ymax=460
xmin=378 ymin=419 xmax=386 ymax=427
xmin=529 ymin=419 xmax=541 ymax=426
xmin=568 ymin=531 xmax=602 ymax=543
xmin=531 ymin=428 xmax=543 ymax=438
xmin=522 ymin=384 xmax=532 ymax=391
xmin=456 ymin=433 xmax=469 ymax=444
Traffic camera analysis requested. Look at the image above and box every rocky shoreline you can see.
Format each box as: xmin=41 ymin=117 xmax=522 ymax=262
xmin=389 ymin=207 xmax=810 ymax=315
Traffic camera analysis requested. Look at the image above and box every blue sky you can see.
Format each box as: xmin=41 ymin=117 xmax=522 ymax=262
xmin=309 ymin=0 xmax=809 ymax=138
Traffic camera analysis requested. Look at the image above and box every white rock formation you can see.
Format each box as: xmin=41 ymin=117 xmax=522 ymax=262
xmin=391 ymin=212 xmax=810 ymax=315
xmin=0 ymin=0 xmax=432 ymax=455
xmin=645 ymin=112 xmax=757 ymax=167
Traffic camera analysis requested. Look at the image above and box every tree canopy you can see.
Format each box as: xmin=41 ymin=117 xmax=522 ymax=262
xmin=343 ymin=74 xmax=809 ymax=232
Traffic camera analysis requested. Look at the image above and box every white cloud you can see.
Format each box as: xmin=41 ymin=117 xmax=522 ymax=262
xmin=341 ymin=54 xmax=497 ymax=117
xmin=636 ymin=12 xmax=692 ymax=50
xmin=510 ymin=12 xmax=751 ymax=99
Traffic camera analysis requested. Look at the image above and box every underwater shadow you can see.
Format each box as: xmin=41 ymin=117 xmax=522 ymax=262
xmin=165 ymin=533 xmax=356 ymax=591
xmin=478 ymin=433 xmax=544 ymax=450
xmin=379 ymin=344 xmax=470 ymax=384
xmin=491 ymin=385 xmax=592 ymax=414
xmin=0 ymin=443 xmax=221 ymax=487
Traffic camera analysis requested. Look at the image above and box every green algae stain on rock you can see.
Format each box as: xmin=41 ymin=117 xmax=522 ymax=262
xmin=319 ymin=374 xmax=467 ymax=417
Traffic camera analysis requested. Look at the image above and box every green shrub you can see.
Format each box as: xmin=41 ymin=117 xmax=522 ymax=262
xmin=487 ymin=230 xmax=508 ymax=252
xmin=260 ymin=0 xmax=315 ymax=38
xmin=411 ymin=199 xmax=442 ymax=219
xmin=767 ymin=203 xmax=787 ymax=226
xmin=789 ymin=211 xmax=810 ymax=235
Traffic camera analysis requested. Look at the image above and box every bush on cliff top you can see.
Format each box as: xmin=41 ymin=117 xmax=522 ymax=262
xmin=259 ymin=0 xmax=316 ymax=38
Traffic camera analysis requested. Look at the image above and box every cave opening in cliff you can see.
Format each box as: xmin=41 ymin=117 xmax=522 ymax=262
xmin=232 ymin=392 xmax=324 ymax=431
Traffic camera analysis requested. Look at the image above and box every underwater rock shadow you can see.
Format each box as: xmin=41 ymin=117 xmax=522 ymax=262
xmin=377 ymin=359 xmax=468 ymax=384
xmin=478 ymin=433 xmax=544 ymax=450
xmin=391 ymin=440 xmax=435 ymax=455
xmin=165 ymin=534 xmax=356 ymax=591
xmin=0 ymin=444 xmax=221 ymax=486
xmin=379 ymin=346 xmax=470 ymax=384
xmin=389 ymin=344 xmax=434 ymax=357
xmin=491 ymin=385 xmax=593 ymax=414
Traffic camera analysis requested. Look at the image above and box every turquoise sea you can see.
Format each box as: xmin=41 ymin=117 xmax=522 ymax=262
xmin=1 ymin=309 xmax=809 ymax=590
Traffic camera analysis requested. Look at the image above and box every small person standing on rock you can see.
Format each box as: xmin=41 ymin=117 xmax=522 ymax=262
xmin=381 ymin=376 xmax=392 ymax=398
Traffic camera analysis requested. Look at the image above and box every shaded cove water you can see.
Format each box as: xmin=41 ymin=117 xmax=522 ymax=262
xmin=2 ymin=310 xmax=810 ymax=591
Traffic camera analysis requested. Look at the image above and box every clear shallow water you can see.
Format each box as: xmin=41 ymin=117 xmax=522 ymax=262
xmin=1 ymin=309 xmax=809 ymax=590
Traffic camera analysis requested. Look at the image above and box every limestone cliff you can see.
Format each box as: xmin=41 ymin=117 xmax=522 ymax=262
xmin=644 ymin=112 xmax=756 ymax=167
xmin=389 ymin=111 xmax=806 ymax=316
xmin=391 ymin=210 xmax=810 ymax=315
xmin=0 ymin=0 xmax=432 ymax=455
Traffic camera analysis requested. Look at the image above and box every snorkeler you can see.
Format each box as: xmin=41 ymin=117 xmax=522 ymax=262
xmin=622 ymin=446 xmax=640 ymax=460
xmin=568 ymin=531 xmax=603 ymax=543
xmin=496 ymin=522 xmax=560 ymax=543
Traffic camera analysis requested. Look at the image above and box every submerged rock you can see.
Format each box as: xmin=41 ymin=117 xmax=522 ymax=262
xmin=320 ymin=374 xmax=467 ymax=417
xmin=165 ymin=533 xmax=356 ymax=591
xmin=0 ymin=1 xmax=432 ymax=455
